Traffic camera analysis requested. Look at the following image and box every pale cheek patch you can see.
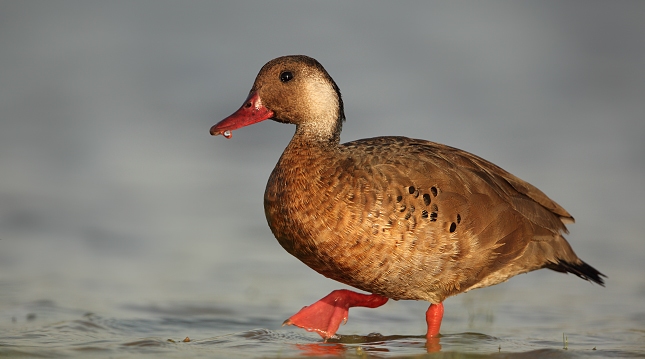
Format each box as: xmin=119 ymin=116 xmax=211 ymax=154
xmin=304 ymin=79 xmax=340 ymax=136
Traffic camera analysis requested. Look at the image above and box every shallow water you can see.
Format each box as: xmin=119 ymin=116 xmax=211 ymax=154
xmin=1 ymin=1 xmax=644 ymax=358
xmin=1 ymin=282 xmax=643 ymax=358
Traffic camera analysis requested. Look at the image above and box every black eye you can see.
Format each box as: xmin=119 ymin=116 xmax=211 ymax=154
xmin=280 ymin=71 xmax=294 ymax=83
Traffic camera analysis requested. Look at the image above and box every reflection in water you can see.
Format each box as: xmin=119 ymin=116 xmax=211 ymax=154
xmin=295 ymin=342 xmax=347 ymax=356
xmin=293 ymin=334 xmax=442 ymax=355
xmin=425 ymin=336 xmax=442 ymax=353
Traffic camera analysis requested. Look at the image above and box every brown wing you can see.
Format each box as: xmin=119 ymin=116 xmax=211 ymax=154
xmin=331 ymin=137 xmax=599 ymax=302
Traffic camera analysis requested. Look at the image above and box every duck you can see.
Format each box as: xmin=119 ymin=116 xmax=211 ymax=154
xmin=210 ymin=55 xmax=605 ymax=340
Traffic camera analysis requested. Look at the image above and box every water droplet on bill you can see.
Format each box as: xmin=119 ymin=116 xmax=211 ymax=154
xmin=223 ymin=130 xmax=232 ymax=139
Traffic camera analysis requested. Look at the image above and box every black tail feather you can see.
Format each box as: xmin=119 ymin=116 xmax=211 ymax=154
xmin=547 ymin=259 xmax=606 ymax=286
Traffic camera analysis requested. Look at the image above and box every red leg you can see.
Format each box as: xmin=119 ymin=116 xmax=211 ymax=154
xmin=283 ymin=289 xmax=389 ymax=339
xmin=425 ymin=302 xmax=444 ymax=338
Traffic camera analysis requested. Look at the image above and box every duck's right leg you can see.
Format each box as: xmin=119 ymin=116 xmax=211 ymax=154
xmin=283 ymin=289 xmax=389 ymax=340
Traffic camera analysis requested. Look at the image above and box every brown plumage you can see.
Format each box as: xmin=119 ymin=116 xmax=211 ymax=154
xmin=210 ymin=55 xmax=604 ymax=339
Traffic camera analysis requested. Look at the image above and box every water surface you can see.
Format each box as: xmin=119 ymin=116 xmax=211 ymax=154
xmin=1 ymin=1 xmax=643 ymax=358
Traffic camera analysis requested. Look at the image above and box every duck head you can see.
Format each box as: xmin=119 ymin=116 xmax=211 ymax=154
xmin=210 ymin=55 xmax=345 ymax=142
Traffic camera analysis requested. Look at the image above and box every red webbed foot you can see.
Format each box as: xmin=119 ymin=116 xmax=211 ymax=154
xmin=283 ymin=289 xmax=389 ymax=339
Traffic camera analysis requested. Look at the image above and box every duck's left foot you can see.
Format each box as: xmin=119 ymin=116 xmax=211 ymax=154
xmin=283 ymin=289 xmax=389 ymax=339
xmin=425 ymin=302 xmax=444 ymax=338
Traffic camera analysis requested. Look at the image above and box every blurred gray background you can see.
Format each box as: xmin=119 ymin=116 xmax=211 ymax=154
xmin=0 ymin=0 xmax=643 ymax=336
